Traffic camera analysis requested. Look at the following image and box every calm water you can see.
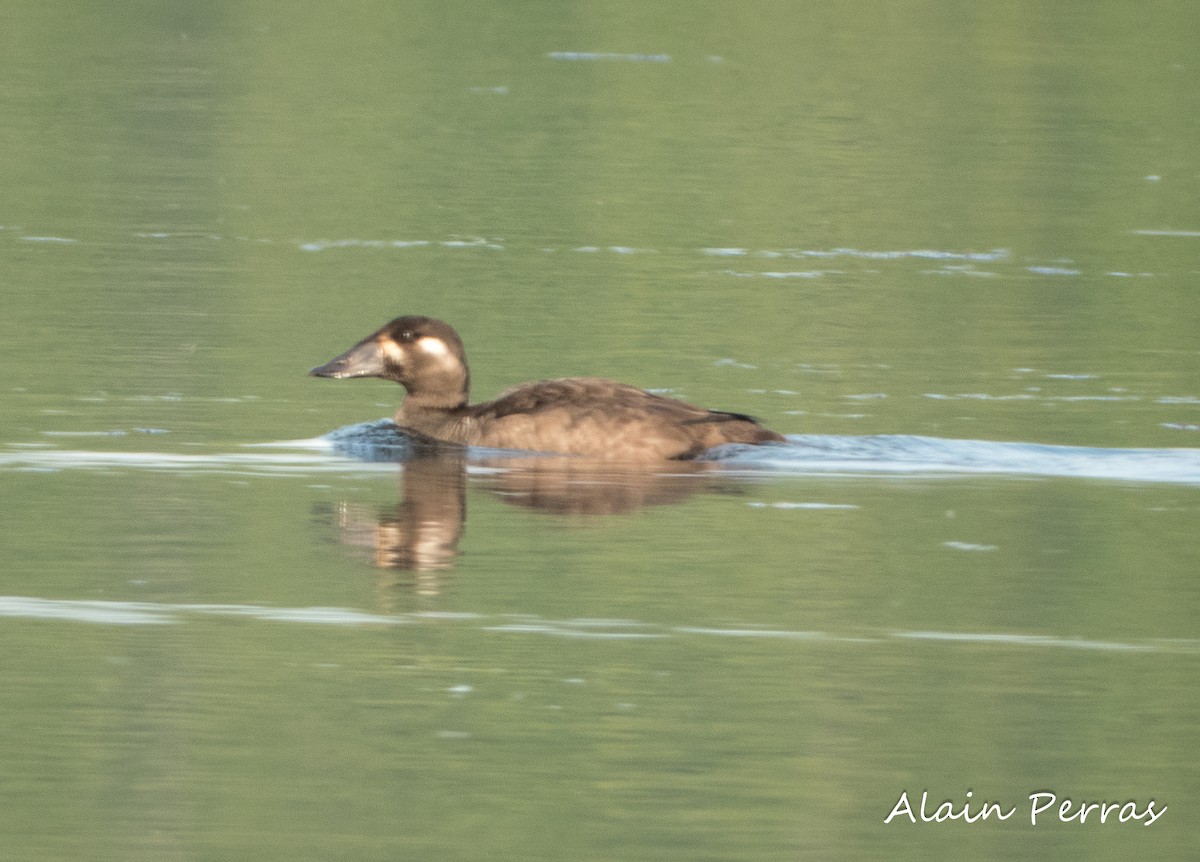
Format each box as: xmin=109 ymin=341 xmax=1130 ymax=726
xmin=2 ymin=2 xmax=1199 ymax=859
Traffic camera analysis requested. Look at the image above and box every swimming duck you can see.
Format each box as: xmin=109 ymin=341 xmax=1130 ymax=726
xmin=310 ymin=316 xmax=785 ymax=462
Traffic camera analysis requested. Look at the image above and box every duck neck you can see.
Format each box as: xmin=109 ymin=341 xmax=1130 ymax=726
xmin=398 ymin=366 xmax=470 ymax=415
xmin=396 ymin=394 xmax=470 ymax=442
xmin=400 ymin=391 xmax=467 ymax=414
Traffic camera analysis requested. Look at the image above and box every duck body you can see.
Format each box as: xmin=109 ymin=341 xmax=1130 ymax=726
xmin=402 ymin=375 xmax=782 ymax=461
xmin=311 ymin=316 xmax=784 ymax=462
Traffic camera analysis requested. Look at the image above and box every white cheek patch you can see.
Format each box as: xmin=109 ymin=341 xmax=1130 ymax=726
xmin=380 ymin=339 xmax=408 ymax=364
xmin=416 ymin=336 xmax=451 ymax=358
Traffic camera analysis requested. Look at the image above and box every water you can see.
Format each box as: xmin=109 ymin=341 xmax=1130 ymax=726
xmin=2 ymin=2 xmax=1199 ymax=860
xmin=7 ymin=423 xmax=1200 ymax=485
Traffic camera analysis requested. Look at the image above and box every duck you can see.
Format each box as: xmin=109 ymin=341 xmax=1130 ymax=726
xmin=310 ymin=316 xmax=785 ymax=462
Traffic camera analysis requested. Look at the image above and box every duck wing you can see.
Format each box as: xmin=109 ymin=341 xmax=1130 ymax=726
xmin=467 ymin=377 xmax=781 ymax=460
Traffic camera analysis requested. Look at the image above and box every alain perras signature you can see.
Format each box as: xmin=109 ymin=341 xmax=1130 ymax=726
xmin=884 ymin=790 xmax=1166 ymax=826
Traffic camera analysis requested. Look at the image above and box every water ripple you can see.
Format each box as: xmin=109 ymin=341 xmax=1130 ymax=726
xmin=298 ymin=237 xmax=503 ymax=252
xmin=547 ymin=51 xmax=671 ymax=63
xmin=2 ymin=596 xmax=1192 ymax=655
xmin=707 ymin=434 xmax=1200 ymax=486
xmin=0 ymin=596 xmax=405 ymax=626
xmin=702 ymin=246 xmax=1010 ymax=261
xmin=5 ymin=432 xmax=1200 ymax=485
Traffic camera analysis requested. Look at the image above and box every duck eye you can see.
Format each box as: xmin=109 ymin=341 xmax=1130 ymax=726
xmin=398 ymin=330 xmax=416 ymax=343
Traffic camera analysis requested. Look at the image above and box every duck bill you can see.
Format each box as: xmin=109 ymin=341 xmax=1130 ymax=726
xmin=309 ymin=337 xmax=387 ymax=379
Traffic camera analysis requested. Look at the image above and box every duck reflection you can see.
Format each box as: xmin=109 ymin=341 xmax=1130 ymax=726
xmin=314 ymin=443 xmax=750 ymax=593
xmin=314 ymin=450 xmax=466 ymax=594
xmin=476 ymin=453 xmax=719 ymax=515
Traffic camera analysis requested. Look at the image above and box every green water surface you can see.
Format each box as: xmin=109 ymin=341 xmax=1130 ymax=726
xmin=2 ymin=2 xmax=1198 ymax=860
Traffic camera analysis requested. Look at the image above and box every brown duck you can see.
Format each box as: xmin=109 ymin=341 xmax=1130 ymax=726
xmin=310 ymin=316 xmax=784 ymax=462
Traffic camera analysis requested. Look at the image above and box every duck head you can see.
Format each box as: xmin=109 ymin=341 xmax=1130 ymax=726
xmin=310 ymin=316 xmax=470 ymax=407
